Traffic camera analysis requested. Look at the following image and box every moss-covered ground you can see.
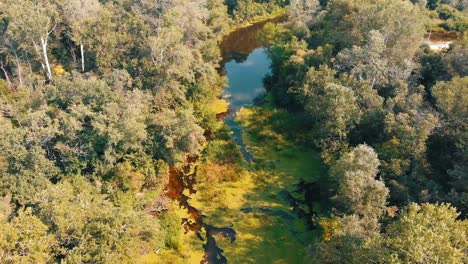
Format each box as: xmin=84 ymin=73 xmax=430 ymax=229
xmin=186 ymin=99 xmax=322 ymax=263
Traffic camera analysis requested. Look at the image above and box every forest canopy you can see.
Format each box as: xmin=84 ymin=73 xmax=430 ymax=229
xmin=0 ymin=0 xmax=467 ymax=263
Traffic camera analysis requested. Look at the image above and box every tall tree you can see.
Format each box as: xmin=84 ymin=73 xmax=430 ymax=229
xmin=370 ymin=203 xmax=468 ymax=263
xmin=335 ymin=30 xmax=415 ymax=90
xmin=0 ymin=0 xmax=59 ymax=82
xmin=332 ymin=145 xmax=389 ymax=225
xmin=289 ymin=0 xmax=320 ymax=19
xmin=60 ymin=0 xmax=102 ymax=72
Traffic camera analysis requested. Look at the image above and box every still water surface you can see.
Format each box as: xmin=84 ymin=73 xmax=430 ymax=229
xmin=223 ymin=49 xmax=271 ymax=161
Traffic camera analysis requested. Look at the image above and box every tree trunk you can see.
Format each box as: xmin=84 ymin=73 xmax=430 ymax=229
xmin=40 ymin=36 xmax=52 ymax=81
xmin=15 ymin=55 xmax=23 ymax=86
xmin=0 ymin=61 xmax=12 ymax=88
xmin=428 ymin=25 xmax=433 ymax=42
xmin=80 ymin=43 xmax=85 ymax=72
xmin=32 ymin=39 xmax=46 ymax=72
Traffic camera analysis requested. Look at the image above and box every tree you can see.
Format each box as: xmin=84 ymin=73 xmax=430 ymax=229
xmin=312 ymin=203 xmax=468 ymax=264
xmin=0 ymin=0 xmax=59 ymax=81
xmin=34 ymin=178 xmax=165 ymax=262
xmin=335 ymin=30 xmax=415 ymax=90
xmin=289 ymin=0 xmax=320 ymax=20
xmin=371 ymin=203 xmax=468 ymax=263
xmin=206 ymin=0 xmax=231 ymax=37
xmin=444 ymin=33 xmax=468 ymax=77
xmin=0 ymin=208 xmax=56 ymax=263
xmin=428 ymin=0 xmax=442 ymax=9
xmin=0 ymin=97 xmax=59 ymax=205
xmin=377 ymin=84 xmax=439 ymax=203
xmin=332 ymin=145 xmax=389 ymax=224
xmin=428 ymin=77 xmax=468 ymax=215
xmin=149 ymin=108 xmax=205 ymax=165
xmin=293 ymin=66 xmax=361 ymax=160
xmin=416 ymin=49 xmax=451 ymax=91
xmin=432 ymin=77 xmax=468 ymax=122
xmin=313 ymin=0 xmax=426 ymax=60
xmin=61 ymin=0 xmax=102 ymax=72
xmin=311 ymin=145 xmax=389 ymax=263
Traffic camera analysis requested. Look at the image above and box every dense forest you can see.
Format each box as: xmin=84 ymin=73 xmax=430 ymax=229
xmin=0 ymin=0 xmax=467 ymax=263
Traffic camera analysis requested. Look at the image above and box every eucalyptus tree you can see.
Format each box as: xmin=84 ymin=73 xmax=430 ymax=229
xmin=0 ymin=0 xmax=59 ymax=82
xmin=332 ymin=145 xmax=389 ymax=229
xmin=371 ymin=203 xmax=468 ymax=263
xmin=60 ymin=0 xmax=102 ymax=72
xmin=289 ymin=0 xmax=320 ymax=19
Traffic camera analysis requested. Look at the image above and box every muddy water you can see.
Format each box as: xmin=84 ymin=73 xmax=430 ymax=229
xmin=219 ymin=16 xmax=285 ymax=65
xmin=424 ymin=31 xmax=460 ymax=51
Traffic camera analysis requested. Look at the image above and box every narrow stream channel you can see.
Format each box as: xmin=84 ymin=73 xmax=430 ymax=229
xmin=223 ymin=49 xmax=271 ymax=162
xmin=219 ymin=17 xmax=284 ymax=162
xmin=165 ymin=17 xmax=284 ymax=264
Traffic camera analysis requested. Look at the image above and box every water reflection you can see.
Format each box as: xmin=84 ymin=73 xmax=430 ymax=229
xmin=224 ymin=49 xmax=271 ymax=112
xmin=220 ymin=18 xmax=278 ymax=65
xmin=222 ymin=48 xmax=271 ymax=162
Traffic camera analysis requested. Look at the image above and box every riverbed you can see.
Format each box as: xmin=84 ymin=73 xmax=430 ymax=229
xmin=165 ymin=17 xmax=321 ymax=264
xmin=194 ymin=17 xmax=321 ymax=263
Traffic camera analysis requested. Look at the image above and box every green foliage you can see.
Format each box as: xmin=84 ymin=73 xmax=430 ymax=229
xmin=371 ymin=203 xmax=468 ymax=263
xmin=335 ymin=30 xmax=416 ymax=90
xmin=416 ymin=49 xmax=451 ymax=89
xmin=250 ymin=0 xmax=468 ymax=262
xmin=288 ymin=65 xmax=382 ymax=161
xmin=428 ymin=0 xmax=442 ymax=10
xmin=0 ymin=0 xmax=233 ymax=261
xmin=433 ymin=76 xmax=468 ymax=121
xmin=233 ymin=0 xmax=286 ymax=22
xmin=149 ymin=108 xmax=206 ymax=165
xmin=311 ymin=0 xmax=426 ymax=56
xmin=332 ymin=145 xmax=389 ymax=233
xmin=312 ymin=203 xmax=468 ymax=264
xmin=0 ymin=0 xmax=466 ymax=262
xmin=0 ymin=94 xmax=58 ymax=205
xmin=444 ymin=33 xmax=468 ymax=76
xmin=33 ymin=178 xmax=165 ymax=262
xmin=0 ymin=208 xmax=56 ymax=263
xmin=428 ymin=77 xmax=468 ymax=214
xmin=288 ymin=0 xmax=320 ymax=20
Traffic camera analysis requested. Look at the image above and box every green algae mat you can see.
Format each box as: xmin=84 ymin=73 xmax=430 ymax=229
xmin=190 ymin=106 xmax=322 ymax=263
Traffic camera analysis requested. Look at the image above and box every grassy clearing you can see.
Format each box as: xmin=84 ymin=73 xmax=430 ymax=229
xmin=190 ymin=102 xmax=322 ymax=263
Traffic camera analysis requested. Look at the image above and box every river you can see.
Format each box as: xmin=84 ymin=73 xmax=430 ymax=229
xmin=222 ymin=48 xmax=271 ymax=161
xmin=165 ymin=16 xmax=318 ymax=264
xmin=165 ymin=17 xmax=282 ymax=264
xmin=219 ymin=17 xmax=286 ymax=162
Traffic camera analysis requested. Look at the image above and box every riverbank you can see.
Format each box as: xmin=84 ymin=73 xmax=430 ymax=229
xmin=227 ymin=9 xmax=287 ymax=35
